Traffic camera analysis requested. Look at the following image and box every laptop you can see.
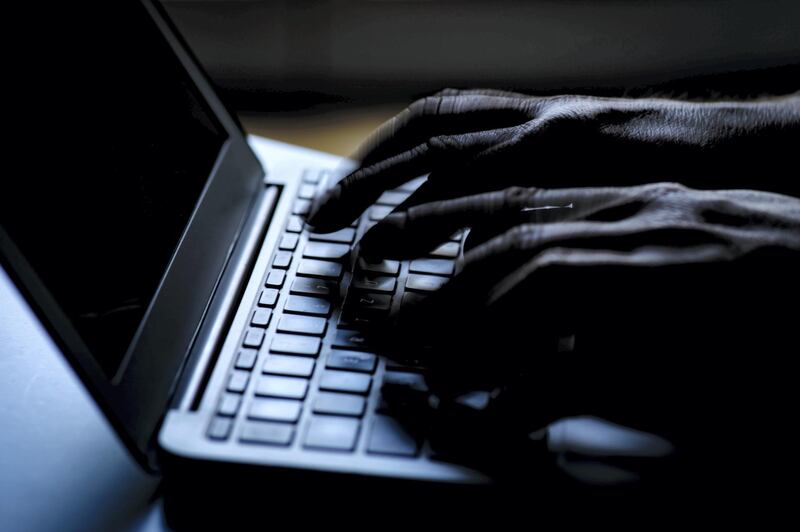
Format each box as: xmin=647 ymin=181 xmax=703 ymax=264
xmin=0 ymin=0 xmax=493 ymax=509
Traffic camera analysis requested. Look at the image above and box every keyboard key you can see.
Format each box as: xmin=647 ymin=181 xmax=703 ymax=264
xmin=227 ymin=370 xmax=250 ymax=393
xmin=369 ymin=205 xmax=394 ymax=221
xmin=285 ymin=295 xmax=331 ymax=316
xmin=240 ymin=421 xmax=295 ymax=446
xmin=326 ymin=350 xmax=377 ymax=374
xmin=302 ymin=168 xmax=323 ymax=184
xmin=262 ymin=354 xmax=316 ymax=377
xmin=351 ymin=293 xmax=392 ymax=313
xmin=265 ymin=269 xmax=286 ymax=288
xmin=303 ymin=241 xmax=350 ymax=261
xmin=293 ymin=199 xmax=312 ymax=215
xmin=357 ymin=258 xmax=400 ymax=276
xmin=304 ymin=417 xmax=360 ymax=452
xmin=382 ymin=371 xmax=429 ymax=393
xmin=286 ymin=215 xmax=304 ymax=233
xmin=430 ymin=241 xmax=460 ymax=259
xmin=242 ymin=328 xmax=265 ymax=348
xmin=298 ymin=183 xmax=317 ymax=199
xmin=272 ymin=250 xmax=293 ymax=269
xmin=279 ymin=233 xmax=299 ymax=251
xmin=409 ymin=258 xmax=455 ymax=276
xmin=398 ymin=176 xmax=426 ymax=192
xmin=332 ymin=329 xmax=372 ymax=351
xmin=277 ymin=315 xmax=327 ymax=336
xmin=376 ymin=190 xmax=409 ymax=206
xmin=308 ymin=228 xmax=356 ymax=244
xmin=207 ymin=417 xmax=233 ymax=440
xmin=248 ymin=398 xmax=303 ymax=423
xmin=319 ymin=370 xmax=372 ymax=394
xmin=297 ymin=258 xmax=343 ymax=280
xmin=367 ymin=416 xmax=420 ymax=456
xmin=217 ymin=393 xmax=241 ymax=417
xmin=401 ymin=292 xmax=425 ymax=308
xmin=351 ymin=275 xmax=397 ymax=294
xmin=406 ymin=274 xmax=448 ymax=292
xmin=235 ymin=348 xmax=258 ymax=370
xmin=258 ymin=288 xmax=280 ymax=308
xmin=337 ymin=311 xmax=377 ymax=330
xmin=270 ymin=333 xmax=321 ymax=357
xmin=290 ymin=277 xmax=335 ymax=298
xmin=251 ymin=308 xmax=272 ymax=328
xmin=255 ymin=375 xmax=309 ymax=400
xmin=313 ymin=392 xmax=366 ymax=417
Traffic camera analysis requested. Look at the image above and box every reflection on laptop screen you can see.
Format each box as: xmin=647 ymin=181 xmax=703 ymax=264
xmin=1 ymin=2 xmax=227 ymax=377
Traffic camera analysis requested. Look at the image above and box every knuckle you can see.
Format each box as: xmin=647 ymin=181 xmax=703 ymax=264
xmin=502 ymin=186 xmax=531 ymax=207
xmin=504 ymin=223 xmax=536 ymax=250
xmin=657 ymin=182 xmax=688 ymax=194
xmin=406 ymin=98 xmax=426 ymax=118
xmin=408 ymin=142 xmax=431 ymax=159
xmin=433 ymin=88 xmax=461 ymax=98
xmin=640 ymin=182 xmax=688 ymax=200
xmin=537 ymin=94 xmax=583 ymax=114
xmin=701 ymin=197 xmax=738 ymax=213
xmin=427 ymin=134 xmax=460 ymax=152
xmin=418 ymin=96 xmax=444 ymax=116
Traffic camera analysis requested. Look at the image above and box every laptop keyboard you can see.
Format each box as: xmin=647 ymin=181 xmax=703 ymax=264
xmin=206 ymin=168 xmax=462 ymax=457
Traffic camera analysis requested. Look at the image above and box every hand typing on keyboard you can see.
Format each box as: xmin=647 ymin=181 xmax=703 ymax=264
xmin=305 ymin=89 xmax=800 ymax=452
xmin=307 ymin=89 xmax=800 ymax=235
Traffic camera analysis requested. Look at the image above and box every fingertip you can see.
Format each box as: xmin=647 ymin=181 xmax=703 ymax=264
xmin=305 ymin=185 xmax=346 ymax=233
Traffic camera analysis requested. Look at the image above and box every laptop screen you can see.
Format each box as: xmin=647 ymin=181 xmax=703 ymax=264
xmin=0 ymin=2 xmax=227 ymax=378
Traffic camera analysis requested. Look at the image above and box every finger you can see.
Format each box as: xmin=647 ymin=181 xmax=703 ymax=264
xmin=360 ymin=186 xmax=643 ymax=260
xmin=698 ymin=188 xmax=800 ymax=228
xmin=463 ymin=185 xmax=652 ymax=252
xmin=432 ymin=87 xmax=534 ymax=99
xmin=402 ymin=218 xmax=734 ymax=341
xmin=460 ymin=219 xmax=733 ymax=297
xmin=307 ymin=129 xmax=513 ymax=232
xmin=360 ymin=187 xmax=537 ymax=260
xmin=356 ymin=94 xmax=531 ymax=167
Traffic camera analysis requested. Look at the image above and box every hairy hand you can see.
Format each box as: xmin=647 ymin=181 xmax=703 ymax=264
xmin=383 ymin=183 xmax=800 ymax=394
xmin=308 ymin=89 xmax=799 ymax=234
xmin=305 ymin=90 xmax=800 ymax=442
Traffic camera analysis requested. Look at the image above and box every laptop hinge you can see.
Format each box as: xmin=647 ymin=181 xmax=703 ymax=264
xmin=159 ymin=184 xmax=279 ymax=429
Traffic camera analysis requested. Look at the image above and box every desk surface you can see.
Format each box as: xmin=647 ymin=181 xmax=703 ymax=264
xmin=0 ymin=266 xmax=162 ymax=532
xmin=0 ymin=131 xmax=365 ymax=532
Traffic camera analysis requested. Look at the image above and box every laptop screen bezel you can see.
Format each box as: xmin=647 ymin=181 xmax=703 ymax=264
xmin=0 ymin=0 xmax=265 ymax=471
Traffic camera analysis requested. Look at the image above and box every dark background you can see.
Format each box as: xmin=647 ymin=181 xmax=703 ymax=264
xmin=163 ymin=0 xmax=800 ymax=111
xmin=159 ymin=0 xmax=799 ymax=157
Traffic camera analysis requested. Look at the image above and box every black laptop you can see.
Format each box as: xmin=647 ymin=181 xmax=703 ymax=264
xmin=0 ymin=0 xmax=492 ymax=506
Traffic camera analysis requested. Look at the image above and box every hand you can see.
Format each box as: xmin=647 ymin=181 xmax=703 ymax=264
xmin=305 ymin=90 xmax=800 ymax=482
xmin=362 ymin=184 xmax=800 ymax=485
xmin=307 ymin=89 xmax=799 ymax=234
xmin=370 ymin=183 xmax=800 ymax=437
